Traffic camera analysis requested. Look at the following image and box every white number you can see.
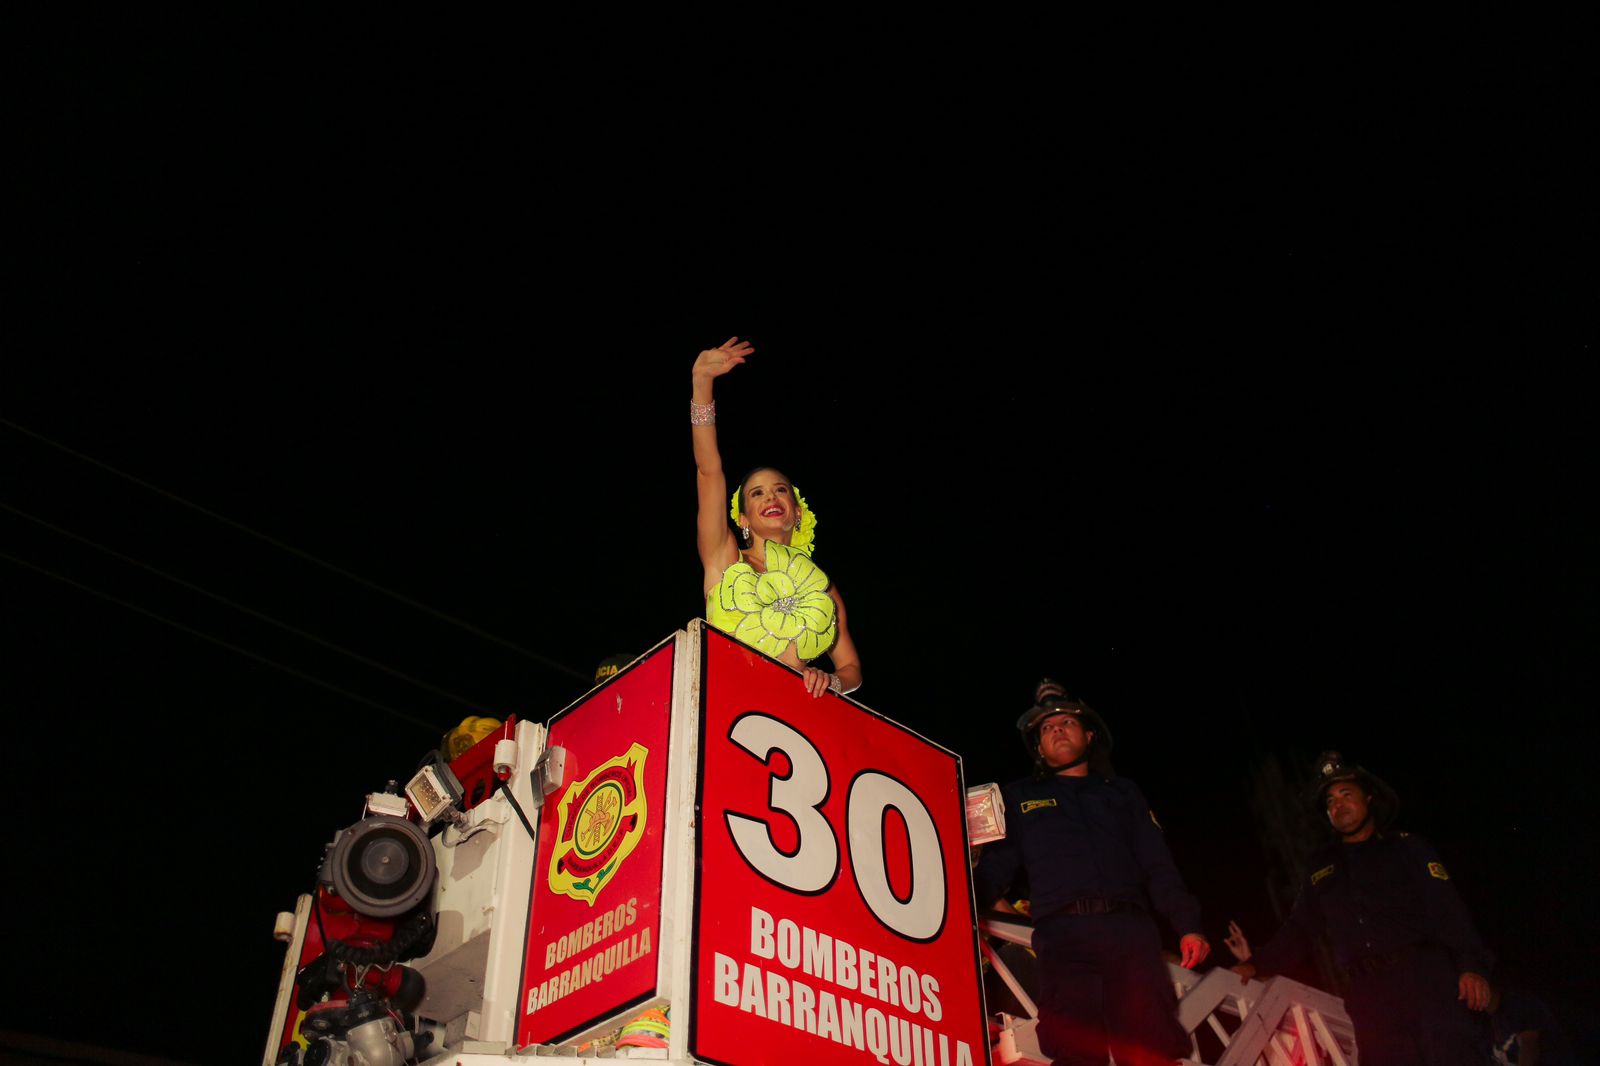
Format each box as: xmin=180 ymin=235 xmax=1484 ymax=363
xmin=726 ymin=714 xmax=946 ymax=940
xmin=726 ymin=714 xmax=838 ymax=893
xmin=848 ymin=771 xmax=946 ymax=941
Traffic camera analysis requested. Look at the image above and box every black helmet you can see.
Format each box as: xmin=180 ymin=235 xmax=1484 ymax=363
xmin=1308 ymin=750 xmax=1399 ymax=830
xmin=1016 ymin=679 xmax=1114 ymax=775
xmin=593 ymin=651 xmax=635 ymax=684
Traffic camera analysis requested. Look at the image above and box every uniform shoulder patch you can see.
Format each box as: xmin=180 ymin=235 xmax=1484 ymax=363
xmin=1019 ymin=798 xmax=1058 ymax=813
xmin=1427 ymin=861 xmax=1449 ymax=880
xmin=1310 ymin=864 xmax=1335 ymax=887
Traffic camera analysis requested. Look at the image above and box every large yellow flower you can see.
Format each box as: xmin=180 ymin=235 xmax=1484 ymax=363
xmin=706 ymin=542 xmax=837 ymax=660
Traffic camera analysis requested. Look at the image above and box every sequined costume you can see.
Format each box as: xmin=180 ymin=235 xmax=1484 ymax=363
xmin=705 ymin=541 xmax=837 ymax=661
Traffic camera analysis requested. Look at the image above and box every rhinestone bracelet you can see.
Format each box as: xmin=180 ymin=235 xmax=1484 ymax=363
xmin=690 ymin=399 xmax=716 ymax=426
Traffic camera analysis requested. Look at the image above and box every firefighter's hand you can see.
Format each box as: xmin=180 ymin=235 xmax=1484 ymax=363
xmin=1178 ymin=933 xmax=1210 ymax=969
xmin=1224 ymin=919 xmax=1252 ymax=962
xmin=1459 ymin=972 xmax=1491 ymax=1011
xmin=1230 ymin=962 xmax=1257 ymax=981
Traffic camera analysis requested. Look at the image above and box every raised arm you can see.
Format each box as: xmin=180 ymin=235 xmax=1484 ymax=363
xmin=693 ymin=337 xmax=754 ymax=593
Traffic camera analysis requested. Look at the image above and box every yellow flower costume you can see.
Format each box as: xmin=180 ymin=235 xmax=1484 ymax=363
xmin=707 ymin=541 xmax=837 ymax=661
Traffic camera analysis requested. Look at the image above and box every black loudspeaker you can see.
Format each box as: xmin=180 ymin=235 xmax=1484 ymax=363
xmin=328 ymin=816 xmax=436 ymax=918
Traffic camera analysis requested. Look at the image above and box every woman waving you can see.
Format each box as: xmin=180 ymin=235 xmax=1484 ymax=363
xmin=691 ymin=337 xmax=861 ymax=698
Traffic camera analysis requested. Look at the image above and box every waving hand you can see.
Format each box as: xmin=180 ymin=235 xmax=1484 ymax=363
xmin=692 ymin=337 xmax=754 ymax=381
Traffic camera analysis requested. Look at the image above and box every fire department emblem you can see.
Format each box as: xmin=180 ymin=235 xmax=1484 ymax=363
xmin=548 ymin=742 xmax=650 ymax=905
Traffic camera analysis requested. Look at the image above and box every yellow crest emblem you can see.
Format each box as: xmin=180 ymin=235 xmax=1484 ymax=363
xmin=1427 ymin=861 xmax=1449 ymax=880
xmin=548 ymin=742 xmax=649 ymax=905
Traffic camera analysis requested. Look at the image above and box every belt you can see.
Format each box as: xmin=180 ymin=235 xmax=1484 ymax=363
xmin=1053 ymin=898 xmax=1141 ymax=916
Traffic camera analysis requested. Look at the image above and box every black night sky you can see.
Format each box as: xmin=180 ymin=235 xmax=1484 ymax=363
xmin=6 ymin=15 xmax=1596 ymax=1064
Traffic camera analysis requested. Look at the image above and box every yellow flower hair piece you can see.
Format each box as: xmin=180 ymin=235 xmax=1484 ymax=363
xmin=730 ymin=485 xmax=819 ymax=557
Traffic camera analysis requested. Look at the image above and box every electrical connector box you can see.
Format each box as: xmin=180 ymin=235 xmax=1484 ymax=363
xmin=966 ymin=781 xmax=1006 ymax=845
xmin=365 ymin=791 xmax=409 ymax=819
xmin=407 ymin=762 xmax=463 ymax=824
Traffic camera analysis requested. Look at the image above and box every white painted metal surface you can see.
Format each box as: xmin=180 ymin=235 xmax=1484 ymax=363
xmin=410 ymin=719 xmax=546 ymax=1046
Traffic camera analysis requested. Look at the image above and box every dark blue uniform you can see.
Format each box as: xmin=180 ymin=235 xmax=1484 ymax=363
xmin=974 ymin=773 xmax=1201 ymax=1066
xmin=1251 ymin=832 xmax=1494 ymax=1066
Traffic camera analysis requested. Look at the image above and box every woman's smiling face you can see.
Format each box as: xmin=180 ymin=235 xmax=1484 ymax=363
xmin=741 ymin=469 xmax=797 ymax=537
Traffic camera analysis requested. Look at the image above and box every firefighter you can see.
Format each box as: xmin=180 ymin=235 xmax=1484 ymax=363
xmin=972 ymin=680 xmax=1209 ymax=1066
xmin=1233 ymin=751 xmax=1495 ymax=1065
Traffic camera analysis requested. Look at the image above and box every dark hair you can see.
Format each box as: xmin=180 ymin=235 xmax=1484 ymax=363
xmin=732 ymin=466 xmax=797 ymax=521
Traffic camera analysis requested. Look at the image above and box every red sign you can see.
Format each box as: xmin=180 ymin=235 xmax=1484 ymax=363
xmin=692 ymin=628 xmax=989 ymax=1066
xmin=518 ymin=640 xmax=674 ymax=1046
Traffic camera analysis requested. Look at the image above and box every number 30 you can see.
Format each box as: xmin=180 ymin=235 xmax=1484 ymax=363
xmin=724 ymin=713 xmax=947 ymax=942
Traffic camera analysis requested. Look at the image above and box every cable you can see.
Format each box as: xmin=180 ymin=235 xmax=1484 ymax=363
xmin=441 ymin=818 xmax=492 ymax=848
xmin=2 ymin=501 xmax=500 ymax=715
xmin=493 ymin=777 xmax=538 ymax=843
xmin=2 ymin=552 xmax=443 ymax=733
xmin=324 ymin=910 xmax=434 ymax=968
xmin=1 ymin=417 xmax=588 ymax=682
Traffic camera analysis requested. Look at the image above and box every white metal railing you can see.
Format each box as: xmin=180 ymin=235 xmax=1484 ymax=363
xmin=981 ymin=915 xmax=1359 ymax=1066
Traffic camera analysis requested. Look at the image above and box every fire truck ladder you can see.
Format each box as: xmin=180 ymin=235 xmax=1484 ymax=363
xmin=981 ymin=914 xmax=1360 ymax=1066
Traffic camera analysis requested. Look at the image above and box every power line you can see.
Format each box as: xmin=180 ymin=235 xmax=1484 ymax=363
xmin=1 ymin=417 xmax=588 ymax=681
xmin=2 ymin=500 xmax=501 ymax=716
xmin=2 ymin=552 xmax=444 ymax=734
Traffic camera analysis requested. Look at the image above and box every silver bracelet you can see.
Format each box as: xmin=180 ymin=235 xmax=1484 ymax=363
xmin=690 ymin=399 xmax=716 ymax=426
xmin=829 ymin=673 xmax=844 ymax=694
